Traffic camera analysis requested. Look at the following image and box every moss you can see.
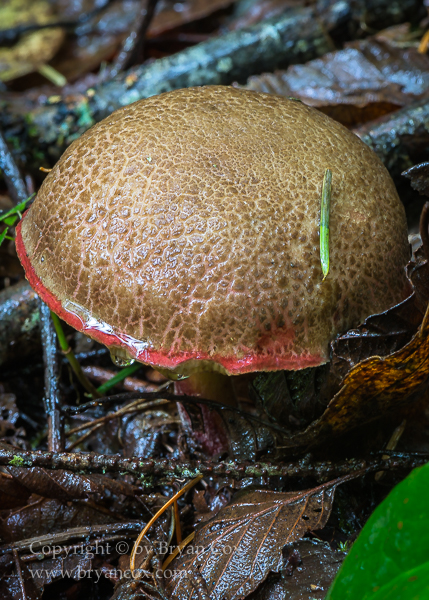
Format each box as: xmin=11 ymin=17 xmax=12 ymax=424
xmin=9 ymin=455 xmax=27 ymax=467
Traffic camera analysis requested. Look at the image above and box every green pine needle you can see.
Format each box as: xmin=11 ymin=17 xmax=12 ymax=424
xmin=320 ymin=169 xmax=332 ymax=281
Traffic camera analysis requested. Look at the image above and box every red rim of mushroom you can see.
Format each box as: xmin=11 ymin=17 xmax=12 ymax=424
xmin=15 ymin=218 xmax=324 ymax=376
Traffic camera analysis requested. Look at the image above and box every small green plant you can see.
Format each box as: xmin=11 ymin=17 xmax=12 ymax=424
xmin=9 ymin=455 xmax=25 ymax=467
xmin=0 ymin=195 xmax=34 ymax=246
xmin=337 ymin=540 xmax=351 ymax=553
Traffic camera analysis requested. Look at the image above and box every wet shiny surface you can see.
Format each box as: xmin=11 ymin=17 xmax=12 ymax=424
xmin=19 ymin=86 xmax=410 ymax=373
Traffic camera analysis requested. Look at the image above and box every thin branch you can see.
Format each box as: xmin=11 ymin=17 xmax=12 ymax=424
xmin=108 ymin=0 xmax=160 ymax=78
xmin=39 ymin=301 xmax=63 ymax=451
xmin=0 ymin=447 xmax=427 ymax=481
xmin=61 ymin=390 xmax=288 ymax=434
xmin=1 ymin=521 xmax=143 ymax=556
xmin=0 ymin=130 xmax=28 ymax=204
xmin=13 ymin=549 xmax=27 ymax=600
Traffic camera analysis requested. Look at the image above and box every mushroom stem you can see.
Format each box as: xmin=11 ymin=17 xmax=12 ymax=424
xmin=174 ymin=371 xmax=236 ymax=405
xmin=174 ymin=371 xmax=237 ymax=456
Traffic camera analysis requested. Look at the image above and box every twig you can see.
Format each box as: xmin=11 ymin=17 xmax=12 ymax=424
xmin=0 ymin=130 xmax=28 ymax=204
xmin=39 ymin=301 xmax=63 ymax=451
xmin=66 ymin=398 xmax=170 ymax=437
xmin=13 ymin=549 xmax=27 ymax=600
xmin=108 ymin=0 xmax=159 ymax=78
xmin=0 ymin=521 xmax=143 ymax=556
xmin=61 ymin=389 xmax=287 ymax=433
xmin=0 ymin=447 xmax=426 ymax=480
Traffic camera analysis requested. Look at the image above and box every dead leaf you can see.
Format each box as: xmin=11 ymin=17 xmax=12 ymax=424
xmin=50 ymin=0 xmax=235 ymax=82
xmin=227 ymin=0 xmax=311 ymax=31
xmin=282 ymin=299 xmax=429 ymax=450
xmin=148 ymin=0 xmax=236 ymax=38
xmin=0 ymin=0 xmax=64 ymax=82
xmin=0 ymin=557 xmax=40 ymax=600
xmin=0 ymin=475 xmax=30 ymax=510
xmin=0 ymin=497 xmax=119 ymax=542
xmin=244 ymin=38 xmax=429 ymax=126
xmin=402 ymin=162 xmax=429 ymax=196
xmin=110 ymin=578 xmax=165 ymax=600
xmin=165 ymin=482 xmax=337 ymax=600
xmin=249 ymin=539 xmax=346 ymax=600
xmin=330 ymin=293 xmax=423 ymax=382
xmin=122 ymin=409 xmax=179 ymax=458
xmin=30 ymin=554 xmax=92 ymax=592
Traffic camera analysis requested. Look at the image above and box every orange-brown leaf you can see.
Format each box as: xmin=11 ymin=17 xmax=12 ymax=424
xmin=285 ymin=301 xmax=429 ymax=449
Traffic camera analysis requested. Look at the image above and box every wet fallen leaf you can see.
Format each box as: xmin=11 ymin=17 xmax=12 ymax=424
xmin=250 ymin=539 xmax=346 ymax=600
xmin=30 ymin=554 xmax=92 ymax=593
xmin=50 ymin=0 xmax=235 ymax=82
xmin=0 ymin=475 xmax=30 ymax=510
xmin=227 ymin=0 xmax=311 ymax=31
xmin=251 ymin=366 xmax=330 ymax=429
xmin=122 ymin=409 xmax=179 ymax=458
xmin=148 ymin=0 xmax=236 ymax=38
xmin=244 ymin=38 xmax=429 ymax=126
xmin=402 ymin=161 xmax=429 ymax=196
xmin=1 ymin=558 xmax=40 ymax=600
xmin=0 ymin=497 xmax=119 ymax=542
xmin=0 ymin=0 xmax=64 ymax=82
xmin=283 ymin=299 xmax=429 ymax=450
xmin=166 ymin=481 xmax=338 ymax=599
xmin=329 ymin=293 xmax=423 ymax=382
xmin=110 ymin=578 xmax=165 ymax=600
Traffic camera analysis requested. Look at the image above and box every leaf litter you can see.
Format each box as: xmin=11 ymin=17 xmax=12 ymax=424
xmin=165 ymin=475 xmax=352 ymax=600
xmin=245 ymin=27 xmax=429 ymax=127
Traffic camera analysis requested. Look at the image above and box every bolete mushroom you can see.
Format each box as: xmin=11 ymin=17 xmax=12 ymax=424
xmin=16 ymin=86 xmax=410 ymax=389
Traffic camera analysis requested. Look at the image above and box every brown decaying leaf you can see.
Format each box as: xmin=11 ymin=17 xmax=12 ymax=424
xmin=30 ymin=554 xmax=92 ymax=593
xmin=148 ymin=0 xmax=235 ymax=38
xmin=0 ymin=497 xmax=118 ymax=542
xmin=329 ymin=293 xmax=423 ymax=382
xmin=50 ymin=0 xmax=235 ymax=82
xmin=0 ymin=475 xmax=30 ymax=510
xmin=402 ymin=162 xmax=429 ymax=196
xmin=249 ymin=539 xmax=345 ymax=600
xmin=5 ymin=466 xmax=137 ymax=501
xmin=283 ymin=298 xmax=429 ymax=450
xmin=244 ymin=38 xmax=429 ymax=126
xmin=1 ymin=558 xmax=40 ymax=600
xmin=166 ymin=482 xmax=337 ymax=600
xmin=227 ymin=0 xmax=312 ymax=31
xmin=0 ymin=0 xmax=65 ymax=82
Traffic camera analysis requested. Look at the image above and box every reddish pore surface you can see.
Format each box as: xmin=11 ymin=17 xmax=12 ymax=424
xmin=16 ymin=219 xmax=323 ymax=375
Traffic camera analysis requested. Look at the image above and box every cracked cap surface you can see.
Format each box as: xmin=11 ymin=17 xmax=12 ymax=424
xmin=17 ymin=86 xmax=410 ymax=374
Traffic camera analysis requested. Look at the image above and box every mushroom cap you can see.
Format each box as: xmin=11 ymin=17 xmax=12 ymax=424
xmin=16 ymin=86 xmax=410 ymax=375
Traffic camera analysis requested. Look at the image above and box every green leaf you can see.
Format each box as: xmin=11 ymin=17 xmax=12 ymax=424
xmin=96 ymin=362 xmax=142 ymax=395
xmin=0 ymin=227 xmax=9 ymax=246
xmin=327 ymin=462 xmax=429 ymax=600
xmin=0 ymin=195 xmax=33 ymax=224
xmin=3 ymin=215 xmax=17 ymax=226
